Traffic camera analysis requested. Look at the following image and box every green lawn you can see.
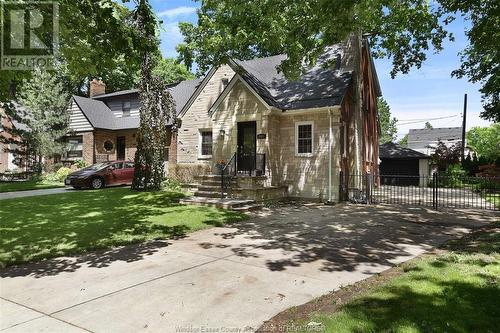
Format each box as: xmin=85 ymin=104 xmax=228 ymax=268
xmin=484 ymin=193 xmax=500 ymax=209
xmin=290 ymin=225 xmax=500 ymax=333
xmin=0 ymin=188 xmax=246 ymax=267
xmin=0 ymin=179 xmax=64 ymax=193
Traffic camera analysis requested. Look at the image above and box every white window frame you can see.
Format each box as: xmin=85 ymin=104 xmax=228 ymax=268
xmin=295 ymin=121 xmax=314 ymax=157
xmin=198 ymin=129 xmax=213 ymax=159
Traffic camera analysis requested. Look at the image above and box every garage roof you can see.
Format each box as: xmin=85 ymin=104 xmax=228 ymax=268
xmin=379 ymin=142 xmax=430 ymax=159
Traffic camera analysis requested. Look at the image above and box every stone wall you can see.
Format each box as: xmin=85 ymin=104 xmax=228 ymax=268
xmin=177 ymin=65 xmax=235 ymax=164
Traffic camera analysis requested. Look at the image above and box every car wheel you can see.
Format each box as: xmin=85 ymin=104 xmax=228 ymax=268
xmin=91 ymin=177 xmax=104 ymax=189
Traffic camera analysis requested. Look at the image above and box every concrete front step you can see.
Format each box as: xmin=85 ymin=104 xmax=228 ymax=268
xmin=194 ymin=190 xmax=225 ymax=198
xmin=179 ymin=197 xmax=259 ymax=210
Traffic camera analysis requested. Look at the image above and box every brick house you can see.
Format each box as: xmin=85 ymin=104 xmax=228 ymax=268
xmin=66 ymin=79 xmax=200 ymax=167
xmin=0 ymin=106 xmax=28 ymax=173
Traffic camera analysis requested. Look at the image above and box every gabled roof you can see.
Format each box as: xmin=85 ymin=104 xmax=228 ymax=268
xmin=408 ymin=127 xmax=462 ymax=143
xmin=379 ymin=142 xmax=430 ymax=159
xmin=72 ymin=96 xmax=139 ymax=130
xmin=229 ymin=45 xmax=353 ymax=110
xmin=72 ymin=78 xmax=201 ymax=130
xmin=168 ymin=78 xmax=203 ymax=115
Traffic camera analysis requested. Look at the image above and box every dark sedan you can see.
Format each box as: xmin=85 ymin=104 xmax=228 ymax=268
xmin=65 ymin=161 xmax=135 ymax=189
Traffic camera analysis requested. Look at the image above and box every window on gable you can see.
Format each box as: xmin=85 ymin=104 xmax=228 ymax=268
xmin=296 ymin=122 xmax=313 ymax=155
xmin=200 ymin=130 xmax=213 ymax=157
xmin=122 ymin=101 xmax=131 ymax=117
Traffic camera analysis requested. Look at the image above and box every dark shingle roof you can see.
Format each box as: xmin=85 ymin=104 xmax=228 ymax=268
xmin=168 ymin=78 xmax=202 ymax=115
xmin=408 ymin=127 xmax=462 ymax=143
xmin=73 ymin=78 xmax=200 ymax=130
xmin=379 ymin=142 xmax=430 ymax=159
xmin=73 ymin=96 xmax=139 ymax=130
xmin=232 ymin=46 xmax=353 ymax=110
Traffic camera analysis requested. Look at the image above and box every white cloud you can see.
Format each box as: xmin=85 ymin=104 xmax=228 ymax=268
xmin=158 ymin=6 xmax=197 ymax=19
xmin=160 ymin=22 xmax=184 ymax=58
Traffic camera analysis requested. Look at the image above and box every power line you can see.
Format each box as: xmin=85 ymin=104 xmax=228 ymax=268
xmin=397 ymin=114 xmax=460 ymax=125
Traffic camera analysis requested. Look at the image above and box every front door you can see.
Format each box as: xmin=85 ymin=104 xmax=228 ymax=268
xmin=116 ymin=136 xmax=126 ymax=160
xmin=237 ymin=121 xmax=256 ymax=174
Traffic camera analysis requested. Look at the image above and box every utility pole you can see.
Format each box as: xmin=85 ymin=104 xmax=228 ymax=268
xmin=461 ymin=93 xmax=467 ymax=164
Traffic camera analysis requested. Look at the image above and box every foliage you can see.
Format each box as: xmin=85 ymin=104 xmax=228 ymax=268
xmin=1 ymin=70 xmax=69 ymax=171
xmin=132 ymin=0 xmax=176 ymax=191
xmin=467 ymin=124 xmax=500 ymax=162
xmin=291 ymin=227 xmax=500 ymax=332
xmin=177 ymin=0 xmax=452 ymax=78
xmin=377 ymin=98 xmax=398 ymax=143
xmin=162 ymin=178 xmax=182 ymax=192
xmin=398 ymin=134 xmax=409 ymax=147
xmin=0 ymin=187 xmax=246 ymax=267
xmin=152 ymin=58 xmax=195 ymax=84
xmin=438 ymin=0 xmax=499 ymax=122
xmin=74 ymin=159 xmax=87 ymax=169
xmin=424 ymin=121 xmax=433 ymax=129
xmin=55 ymin=167 xmax=71 ymax=182
xmin=168 ymin=163 xmax=212 ymax=183
xmin=431 ymin=140 xmax=462 ymax=171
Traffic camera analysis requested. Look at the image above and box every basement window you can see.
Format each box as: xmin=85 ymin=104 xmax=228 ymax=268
xmin=295 ymin=121 xmax=314 ymax=156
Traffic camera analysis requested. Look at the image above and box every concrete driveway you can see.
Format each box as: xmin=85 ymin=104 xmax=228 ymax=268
xmin=1 ymin=204 xmax=496 ymax=333
xmin=0 ymin=188 xmax=71 ymax=200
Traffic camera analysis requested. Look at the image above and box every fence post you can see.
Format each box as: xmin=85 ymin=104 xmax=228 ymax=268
xmin=432 ymin=172 xmax=438 ymax=209
xmin=365 ymin=173 xmax=372 ymax=204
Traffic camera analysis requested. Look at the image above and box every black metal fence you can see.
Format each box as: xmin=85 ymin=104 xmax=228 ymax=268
xmin=340 ymin=172 xmax=500 ymax=211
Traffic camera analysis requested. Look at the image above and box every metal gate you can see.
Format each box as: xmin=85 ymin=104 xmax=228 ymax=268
xmin=339 ymin=172 xmax=500 ymax=211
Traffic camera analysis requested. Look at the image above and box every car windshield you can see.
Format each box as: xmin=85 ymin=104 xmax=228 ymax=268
xmin=86 ymin=162 xmax=112 ymax=170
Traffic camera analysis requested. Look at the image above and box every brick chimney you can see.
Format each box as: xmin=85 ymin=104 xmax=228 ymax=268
xmin=89 ymin=79 xmax=106 ymax=97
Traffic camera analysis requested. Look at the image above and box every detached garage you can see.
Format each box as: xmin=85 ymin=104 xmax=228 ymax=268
xmin=379 ymin=142 xmax=431 ymax=186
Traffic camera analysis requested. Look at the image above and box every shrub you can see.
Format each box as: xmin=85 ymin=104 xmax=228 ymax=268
xmin=50 ymin=167 xmax=71 ymax=182
xmin=162 ymin=178 xmax=182 ymax=192
xmin=167 ymin=163 xmax=211 ymax=183
xmin=74 ymin=159 xmax=87 ymax=169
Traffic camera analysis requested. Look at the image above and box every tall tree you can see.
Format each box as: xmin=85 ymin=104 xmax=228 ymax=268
xmin=424 ymin=122 xmax=433 ymax=129
xmin=438 ymin=0 xmax=499 ymax=122
xmin=177 ymin=0 xmax=498 ymax=121
xmin=177 ymin=0 xmax=451 ymax=78
xmin=0 ymin=0 xmax=145 ymax=100
xmin=1 ymin=70 xmax=69 ymax=171
xmin=153 ymin=58 xmax=195 ymax=84
xmin=378 ymin=98 xmax=398 ymax=143
xmin=132 ymin=0 xmax=175 ymax=191
xmin=467 ymin=124 xmax=500 ymax=162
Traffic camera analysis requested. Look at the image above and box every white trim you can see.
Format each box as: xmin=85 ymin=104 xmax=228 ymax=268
xmin=281 ymin=105 xmax=341 ymax=115
xmin=198 ymin=129 xmax=213 ymax=159
xmin=295 ymin=121 xmax=314 ymax=157
xmin=209 ymin=74 xmax=272 ymax=115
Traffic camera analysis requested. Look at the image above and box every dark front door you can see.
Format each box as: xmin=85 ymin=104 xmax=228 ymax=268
xmin=116 ymin=136 xmax=126 ymax=160
xmin=237 ymin=121 xmax=256 ymax=173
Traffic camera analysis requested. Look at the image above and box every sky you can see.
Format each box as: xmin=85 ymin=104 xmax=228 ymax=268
xmin=147 ymin=0 xmax=492 ymax=139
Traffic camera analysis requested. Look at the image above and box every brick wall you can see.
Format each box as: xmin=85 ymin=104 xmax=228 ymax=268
xmin=82 ymin=132 xmax=95 ymax=166
xmin=94 ymin=129 xmax=136 ymax=162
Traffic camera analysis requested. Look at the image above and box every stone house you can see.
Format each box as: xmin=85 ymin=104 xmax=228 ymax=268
xmin=177 ymin=36 xmax=381 ymax=202
xmin=68 ymin=35 xmax=380 ymax=202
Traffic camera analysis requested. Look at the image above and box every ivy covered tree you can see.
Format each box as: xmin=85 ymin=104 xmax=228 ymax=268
xmin=378 ymin=98 xmax=398 ymax=143
xmin=132 ymin=0 xmax=176 ymax=191
xmin=1 ymin=70 xmax=69 ymax=172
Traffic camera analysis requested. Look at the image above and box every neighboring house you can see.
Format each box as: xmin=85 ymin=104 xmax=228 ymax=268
xmin=379 ymin=142 xmax=430 ymax=186
xmin=68 ymin=35 xmax=380 ymax=202
xmin=408 ymin=127 xmax=463 ymax=155
xmin=66 ymin=79 xmax=201 ymax=166
xmin=0 ymin=106 xmax=27 ymax=173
